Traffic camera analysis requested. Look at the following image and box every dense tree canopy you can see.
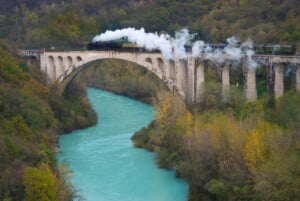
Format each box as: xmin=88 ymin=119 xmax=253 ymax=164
xmin=0 ymin=48 xmax=96 ymax=200
xmin=0 ymin=0 xmax=299 ymax=49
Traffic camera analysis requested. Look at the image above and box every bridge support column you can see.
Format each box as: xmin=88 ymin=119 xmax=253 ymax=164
xmin=243 ymin=63 xmax=257 ymax=101
xmin=274 ymin=63 xmax=284 ymax=98
xmin=221 ymin=63 xmax=230 ymax=102
xmin=175 ymin=59 xmax=188 ymax=98
xmin=164 ymin=60 xmax=170 ymax=80
xmin=40 ymin=54 xmax=53 ymax=84
xmin=186 ymin=58 xmax=196 ymax=104
xmin=167 ymin=60 xmax=176 ymax=90
xmin=40 ymin=54 xmax=47 ymax=74
xmin=195 ymin=60 xmax=205 ymax=102
xmin=295 ymin=65 xmax=300 ymax=93
xmin=266 ymin=64 xmax=274 ymax=95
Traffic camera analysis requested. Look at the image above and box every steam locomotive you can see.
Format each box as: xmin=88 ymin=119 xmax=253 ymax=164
xmin=87 ymin=39 xmax=148 ymax=52
xmin=87 ymin=40 xmax=296 ymax=55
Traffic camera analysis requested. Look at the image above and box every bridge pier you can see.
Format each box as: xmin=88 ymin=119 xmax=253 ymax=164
xmin=195 ymin=60 xmax=206 ymax=102
xmin=266 ymin=64 xmax=275 ymax=95
xmin=168 ymin=60 xmax=176 ymax=90
xmin=295 ymin=65 xmax=300 ymax=93
xmin=221 ymin=63 xmax=231 ymax=102
xmin=164 ymin=60 xmax=171 ymax=81
xmin=274 ymin=63 xmax=284 ymax=98
xmin=186 ymin=58 xmax=196 ymax=104
xmin=176 ymin=59 xmax=188 ymax=98
xmin=243 ymin=63 xmax=257 ymax=101
xmin=40 ymin=53 xmax=47 ymax=75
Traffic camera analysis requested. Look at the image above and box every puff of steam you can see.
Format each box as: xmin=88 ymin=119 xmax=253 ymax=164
xmin=93 ymin=27 xmax=175 ymax=59
xmin=93 ymin=27 xmax=258 ymax=69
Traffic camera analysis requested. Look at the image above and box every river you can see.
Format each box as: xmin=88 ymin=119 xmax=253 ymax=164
xmin=57 ymin=88 xmax=188 ymax=201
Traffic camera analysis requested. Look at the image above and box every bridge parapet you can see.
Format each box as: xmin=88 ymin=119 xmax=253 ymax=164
xmin=17 ymin=49 xmax=44 ymax=59
xmin=252 ymin=54 xmax=300 ymax=64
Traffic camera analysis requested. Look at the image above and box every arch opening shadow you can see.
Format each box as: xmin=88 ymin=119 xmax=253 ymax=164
xmin=145 ymin=58 xmax=152 ymax=64
xmin=66 ymin=56 xmax=73 ymax=68
xmin=169 ymin=60 xmax=176 ymax=81
xmin=76 ymin=56 xmax=82 ymax=63
xmin=157 ymin=58 xmax=165 ymax=80
xmin=57 ymin=56 xmax=65 ymax=78
xmin=48 ymin=56 xmax=56 ymax=80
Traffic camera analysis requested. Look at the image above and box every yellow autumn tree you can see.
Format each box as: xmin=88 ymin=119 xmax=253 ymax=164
xmin=204 ymin=113 xmax=244 ymax=152
xmin=155 ymin=92 xmax=173 ymax=130
xmin=23 ymin=163 xmax=58 ymax=201
xmin=176 ymin=111 xmax=193 ymax=136
xmin=243 ymin=130 xmax=267 ymax=173
xmin=155 ymin=91 xmax=187 ymax=132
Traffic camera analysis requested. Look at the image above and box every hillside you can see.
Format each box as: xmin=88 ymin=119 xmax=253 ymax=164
xmin=0 ymin=0 xmax=299 ymax=50
xmin=0 ymin=1 xmax=300 ymax=201
xmin=0 ymin=49 xmax=97 ymax=200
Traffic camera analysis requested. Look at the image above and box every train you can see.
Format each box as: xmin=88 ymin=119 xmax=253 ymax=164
xmin=87 ymin=40 xmax=296 ymax=55
xmin=252 ymin=44 xmax=296 ymax=55
xmin=87 ymin=39 xmax=150 ymax=52
xmin=185 ymin=43 xmax=296 ymax=55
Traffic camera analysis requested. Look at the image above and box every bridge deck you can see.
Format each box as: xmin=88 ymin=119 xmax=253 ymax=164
xmin=17 ymin=49 xmax=300 ymax=64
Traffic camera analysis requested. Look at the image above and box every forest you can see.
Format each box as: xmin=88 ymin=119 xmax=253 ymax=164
xmin=0 ymin=0 xmax=299 ymax=50
xmin=132 ymin=84 xmax=300 ymax=201
xmin=0 ymin=50 xmax=97 ymax=200
xmin=0 ymin=0 xmax=299 ymax=201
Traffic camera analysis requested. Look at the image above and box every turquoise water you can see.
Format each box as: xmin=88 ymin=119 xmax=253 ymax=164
xmin=58 ymin=88 xmax=188 ymax=201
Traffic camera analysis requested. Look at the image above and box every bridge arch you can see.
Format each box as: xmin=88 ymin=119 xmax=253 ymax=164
xmin=58 ymin=56 xmax=170 ymax=95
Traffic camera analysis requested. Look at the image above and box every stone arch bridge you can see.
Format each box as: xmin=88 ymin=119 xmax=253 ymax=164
xmin=18 ymin=49 xmax=300 ymax=103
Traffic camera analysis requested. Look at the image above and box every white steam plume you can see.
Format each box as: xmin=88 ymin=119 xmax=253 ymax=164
xmin=92 ymin=27 xmax=258 ymax=69
xmin=93 ymin=27 xmax=173 ymax=59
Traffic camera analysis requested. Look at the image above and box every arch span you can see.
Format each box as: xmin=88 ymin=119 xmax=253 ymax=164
xmin=58 ymin=56 xmax=170 ymax=95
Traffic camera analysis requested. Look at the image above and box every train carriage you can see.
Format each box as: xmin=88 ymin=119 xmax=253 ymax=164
xmin=87 ymin=40 xmax=296 ymax=55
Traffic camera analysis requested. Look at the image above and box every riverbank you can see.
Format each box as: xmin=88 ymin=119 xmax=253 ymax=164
xmin=0 ymin=49 xmax=98 ymax=201
xmin=131 ymin=89 xmax=300 ymax=201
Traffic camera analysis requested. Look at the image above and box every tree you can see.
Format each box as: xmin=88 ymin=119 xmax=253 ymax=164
xmin=243 ymin=130 xmax=267 ymax=173
xmin=23 ymin=164 xmax=58 ymax=201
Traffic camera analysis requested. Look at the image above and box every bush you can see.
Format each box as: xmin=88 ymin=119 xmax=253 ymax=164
xmin=23 ymin=164 xmax=58 ymax=201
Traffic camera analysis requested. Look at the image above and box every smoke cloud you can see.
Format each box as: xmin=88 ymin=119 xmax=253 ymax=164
xmin=92 ymin=27 xmax=258 ymax=69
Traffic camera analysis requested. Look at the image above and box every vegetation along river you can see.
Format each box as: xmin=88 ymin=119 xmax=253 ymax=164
xmin=57 ymin=88 xmax=188 ymax=201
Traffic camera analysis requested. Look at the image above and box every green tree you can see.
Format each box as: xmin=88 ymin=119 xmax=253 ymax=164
xmin=23 ymin=164 xmax=58 ymax=201
xmin=3 ymin=116 xmax=32 ymax=140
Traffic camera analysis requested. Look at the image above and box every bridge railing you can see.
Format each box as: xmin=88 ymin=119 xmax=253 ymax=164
xmin=17 ymin=49 xmax=44 ymax=58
